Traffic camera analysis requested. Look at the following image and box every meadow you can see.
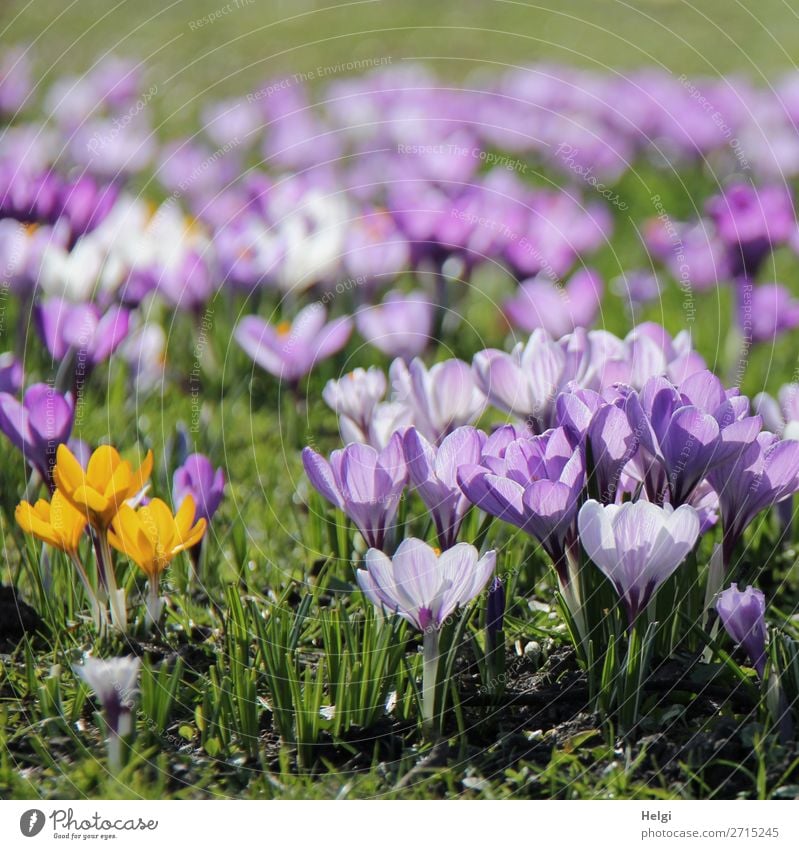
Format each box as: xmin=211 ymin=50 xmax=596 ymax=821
xmin=2 ymin=0 xmax=799 ymax=801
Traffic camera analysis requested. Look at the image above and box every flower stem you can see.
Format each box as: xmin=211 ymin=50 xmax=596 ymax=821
xmin=107 ymin=729 xmax=122 ymax=773
xmin=422 ymin=628 xmax=440 ymax=736
xmin=145 ymin=575 xmax=162 ymax=631
xmin=98 ymin=531 xmax=126 ymax=631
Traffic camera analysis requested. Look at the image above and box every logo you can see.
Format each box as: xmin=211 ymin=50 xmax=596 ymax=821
xmin=20 ymin=810 xmax=45 ymax=837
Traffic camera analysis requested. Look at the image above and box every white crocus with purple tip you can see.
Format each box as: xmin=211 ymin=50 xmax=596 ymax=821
xmin=403 ymin=426 xmax=485 ymax=549
xmin=74 ymin=656 xmax=141 ymax=772
xmin=323 ymin=367 xmax=387 ymax=443
xmin=578 ymin=499 xmax=701 ymax=626
xmin=356 ymin=537 xmax=496 ymax=731
xmin=754 ymin=384 xmax=799 ymax=441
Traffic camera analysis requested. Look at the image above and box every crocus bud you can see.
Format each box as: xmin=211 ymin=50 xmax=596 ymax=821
xmin=716 ymin=584 xmax=767 ymax=678
xmin=486 ymin=576 xmax=505 ymax=638
xmin=74 ymin=656 xmax=141 ymax=771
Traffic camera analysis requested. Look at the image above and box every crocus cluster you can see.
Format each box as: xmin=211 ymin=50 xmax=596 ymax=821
xmin=4 ymin=46 xmax=799 ymax=409
xmin=15 ymin=444 xmax=219 ymax=632
xmin=302 ymin=319 xmax=799 ymax=686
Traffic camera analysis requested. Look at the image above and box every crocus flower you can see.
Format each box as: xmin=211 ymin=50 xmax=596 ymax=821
xmin=503 ymin=268 xmax=603 ymax=336
xmin=302 ymin=431 xmax=407 ymax=550
xmin=707 ymin=432 xmax=799 ymax=565
xmin=109 ymin=497 xmax=206 ymax=626
xmin=0 ymin=351 xmax=22 ymax=394
xmin=403 ymin=426 xmax=485 ymax=549
xmin=357 ymin=538 xmax=496 ymax=633
xmin=753 ymin=384 xmax=799 ymax=440
xmin=706 ymin=182 xmax=795 ymax=278
xmin=472 ymin=329 xmax=589 ymax=431
xmin=458 ymin=427 xmax=584 ymax=583
xmin=355 ymin=291 xmax=434 ymax=360
xmin=73 ymin=656 xmax=141 ymax=772
xmin=390 ymin=357 xmax=485 ymax=444
xmin=577 ymin=499 xmax=701 ymax=626
xmin=743 ymin=282 xmax=799 ymax=344
xmin=16 ymin=490 xmax=100 ymax=623
xmin=625 ymin=371 xmax=762 ymax=505
xmin=357 ymin=538 xmax=496 ymax=730
xmin=234 ymin=303 xmax=352 ymax=383
xmin=716 ymin=584 xmax=767 ymax=678
xmin=172 ymin=454 xmax=225 ymax=525
xmin=15 ymin=489 xmax=87 ymax=556
xmin=54 ymin=443 xmax=153 ymax=531
xmin=54 ymin=443 xmax=154 ymax=631
xmin=322 ymin=366 xmax=387 ymax=444
xmin=57 ymin=174 xmax=120 ymax=243
xmin=35 ymin=298 xmax=130 ymax=368
xmin=0 ymin=383 xmax=74 ymax=487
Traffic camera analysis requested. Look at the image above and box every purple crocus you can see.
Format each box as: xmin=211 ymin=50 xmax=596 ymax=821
xmin=35 ymin=298 xmax=130 ymax=368
xmin=355 ymin=291 xmax=434 ymax=360
xmin=742 ymin=281 xmax=799 ymax=344
xmin=706 ymin=182 xmax=795 ymax=278
xmin=625 ymin=371 xmax=762 ymax=505
xmin=716 ymin=584 xmax=767 ymax=678
xmin=390 ymin=357 xmax=485 ymax=444
xmin=0 ymin=383 xmax=74 ymax=486
xmin=503 ymin=268 xmax=603 ymax=337
xmin=403 ymin=426 xmax=485 ymax=549
xmin=302 ymin=431 xmax=407 ymax=550
xmin=707 ymin=432 xmax=799 ymax=565
xmin=57 ymin=174 xmax=120 ymax=243
xmin=458 ymin=426 xmax=585 ymax=583
xmin=0 ymin=352 xmax=22 ymax=394
xmin=235 ymin=303 xmax=353 ymax=383
xmin=578 ymin=499 xmax=701 ymax=625
xmin=473 ymin=328 xmax=593 ymax=432
xmin=173 ymin=454 xmax=225 ymax=525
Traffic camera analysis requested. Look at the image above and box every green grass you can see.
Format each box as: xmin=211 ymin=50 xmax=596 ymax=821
xmin=4 ymin=0 xmax=799 ymax=801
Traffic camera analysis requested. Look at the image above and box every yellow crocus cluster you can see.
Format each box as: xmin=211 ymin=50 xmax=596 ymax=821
xmin=15 ymin=442 xmax=206 ymax=632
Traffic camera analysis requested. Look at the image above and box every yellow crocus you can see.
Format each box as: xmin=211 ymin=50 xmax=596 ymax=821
xmin=15 ymin=490 xmax=88 ymax=555
xmin=54 ymin=444 xmax=154 ymax=531
xmin=108 ymin=496 xmax=206 ymax=579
